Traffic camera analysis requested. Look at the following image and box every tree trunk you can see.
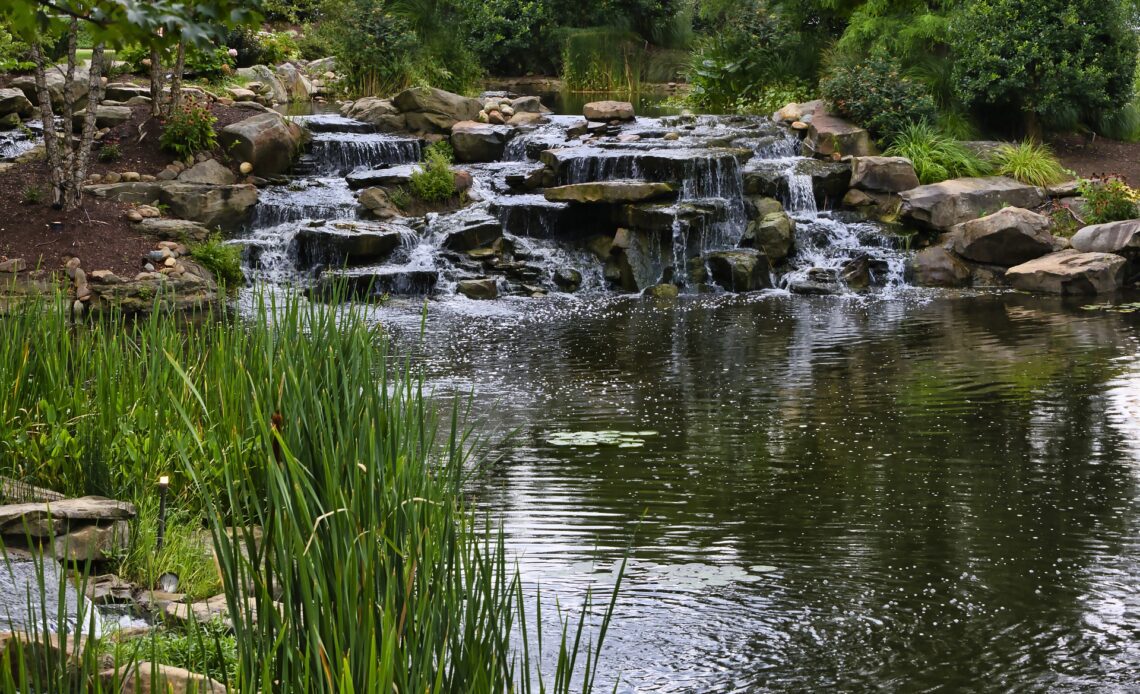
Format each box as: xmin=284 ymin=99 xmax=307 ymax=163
xmin=149 ymin=47 xmax=164 ymax=117
xmin=59 ymin=19 xmax=80 ymax=209
xmin=67 ymin=44 xmax=106 ymax=210
xmin=29 ymin=43 xmax=63 ymax=209
xmin=167 ymin=39 xmax=186 ymax=117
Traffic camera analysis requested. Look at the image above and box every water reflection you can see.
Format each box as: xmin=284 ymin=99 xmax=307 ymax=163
xmin=370 ymin=292 xmax=1140 ymax=691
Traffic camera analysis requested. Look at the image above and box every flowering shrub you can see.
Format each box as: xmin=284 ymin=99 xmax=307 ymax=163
xmin=1078 ymin=176 xmax=1140 ymax=224
xmin=159 ymin=99 xmax=218 ymax=159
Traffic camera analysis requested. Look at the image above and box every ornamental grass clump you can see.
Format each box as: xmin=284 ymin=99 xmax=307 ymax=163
xmin=884 ymin=121 xmax=992 ymax=184
xmin=991 ymin=141 xmax=1068 ymax=187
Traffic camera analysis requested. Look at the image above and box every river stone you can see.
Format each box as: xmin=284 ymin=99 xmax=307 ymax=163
xmin=177 ymin=159 xmax=236 ymax=186
xmin=158 ymin=184 xmax=259 ymax=230
xmin=1005 ymin=249 xmax=1126 ymax=294
xmin=457 ymin=278 xmax=498 ymax=300
xmin=806 ymin=114 xmax=875 ymax=157
xmin=705 ymin=249 xmax=772 ymax=292
xmin=899 ymin=176 xmax=1046 ymax=231
xmin=219 ymin=113 xmax=306 ymax=177
xmin=0 ymin=497 xmax=135 ymax=537
xmin=82 ymin=181 xmax=163 ymax=204
xmin=583 ymin=100 xmax=635 ymax=122
xmin=908 ymin=246 xmax=972 ymax=287
xmin=11 ymin=69 xmax=89 ymax=110
xmin=226 ymin=87 xmax=257 ymax=102
xmin=553 ymin=267 xmax=582 ymax=291
xmin=71 ymin=105 xmax=132 ymax=131
xmin=450 ymin=121 xmax=510 ymax=162
xmin=545 ymin=181 xmax=676 ymax=204
xmin=746 ymin=212 xmax=795 ymax=263
xmin=0 ymin=88 xmax=33 ymax=118
xmin=238 ymin=65 xmax=289 ymax=103
xmin=1070 ymin=219 xmax=1140 ymax=256
xmin=294 ymin=224 xmax=404 ymax=268
xmin=393 ymin=87 xmax=482 ymax=133
xmin=136 ymin=219 xmax=211 ymax=244
xmin=952 ymin=207 xmax=1054 ymax=266
xmin=102 ymin=662 xmax=228 ymax=693
xmin=511 ymin=96 xmax=545 ymax=114
xmin=275 ymin=63 xmax=312 ymax=102
xmin=645 ymin=283 xmax=680 ymax=298
xmin=850 ymin=156 xmax=920 ymax=193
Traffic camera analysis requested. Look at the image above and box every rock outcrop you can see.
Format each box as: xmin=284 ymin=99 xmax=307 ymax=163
xmin=159 ymin=183 xmax=259 ymax=230
xmin=583 ymin=101 xmax=635 ymax=122
xmin=899 ymin=177 xmax=1046 ymax=231
xmin=849 ymin=156 xmax=919 ymax=193
xmin=450 ymin=121 xmax=510 ymax=162
xmin=219 ymin=113 xmax=306 ymax=177
xmin=1070 ymin=220 xmax=1140 ymax=256
xmin=951 ymin=207 xmax=1054 ymax=266
xmin=392 ymin=87 xmax=482 ymax=134
xmin=705 ymin=249 xmax=771 ymax=292
xmin=806 ymin=115 xmax=875 ymax=158
xmin=1005 ymin=249 xmax=1126 ymax=294
xmin=544 ymin=181 xmax=676 ymax=204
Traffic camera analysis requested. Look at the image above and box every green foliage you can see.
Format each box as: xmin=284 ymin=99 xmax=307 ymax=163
xmin=389 ymin=185 xmax=412 ymax=209
xmin=990 ymin=141 xmax=1068 ymax=187
xmin=160 ymin=99 xmax=217 ymax=158
xmin=821 ymin=54 xmax=936 ymax=144
xmin=190 ymin=235 xmax=244 ymax=287
xmin=951 ymin=0 xmax=1139 ymax=135
xmin=262 ymin=0 xmax=323 ymax=22
xmin=294 ymin=23 xmax=336 ymax=60
xmin=223 ymin=28 xmax=298 ymax=68
xmin=728 ymin=81 xmax=814 ymax=116
xmin=184 ymin=45 xmax=235 ymax=80
xmin=1078 ymin=176 xmax=1139 ymax=224
xmin=20 ymin=184 xmax=41 ymax=204
xmin=0 ymin=22 xmax=31 ymax=72
xmin=118 ymin=501 xmax=221 ymax=600
xmin=884 ymin=121 xmax=992 ymax=184
xmin=97 ymin=142 xmax=122 ymax=163
xmin=110 ymin=621 xmax=238 ymax=685
xmin=409 ymin=141 xmax=456 ymax=202
xmin=465 ymin=0 xmax=558 ymax=75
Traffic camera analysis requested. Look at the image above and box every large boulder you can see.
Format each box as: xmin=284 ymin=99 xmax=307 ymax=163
xmin=346 ymin=165 xmax=418 ymax=189
xmin=103 ymin=83 xmax=151 ymax=102
xmin=357 ymin=187 xmax=401 ymax=219
xmin=83 ymin=182 xmax=165 ymax=205
xmin=705 ymin=249 xmax=772 ymax=292
xmin=545 ymin=181 xmax=676 ymax=204
xmin=392 ymin=87 xmax=482 ymax=134
xmin=0 ymin=497 xmax=134 ymax=536
xmin=450 ymin=121 xmax=510 ymax=162
xmin=850 ymin=156 xmax=919 ymax=193
xmin=951 ymin=207 xmax=1054 ymax=266
xmin=899 ymin=176 xmax=1046 ymax=231
xmin=293 ymin=223 xmax=404 ymax=267
xmin=1005 ymin=249 xmax=1126 ymax=294
xmin=136 ymin=218 xmax=211 ymax=243
xmin=177 ymin=159 xmax=236 ymax=186
xmin=275 ymin=63 xmax=312 ymax=102
xmin=806 ymin=115 xmax=875 ymax=158
xmin=342 ymin=97 xmax=406 ymax=132
xmin=159 ymin=183 xmax=259 ymax=230
xmin=71 ymin=105 xmax=132 ymax=130
xmin=1070 ymin=219 xmax=1140 ymax=256
xmin=439 ymin=209 xmax=503 ymax=251
xmin=11 ymin=69 xmax=89 ymax=111
xmin=745 ymin=212 xmax=795 ymax=264
xmin=219 ymin=113 xmax=306 ymax=177
xmin=237 ymin=65 xmax=289 ymax=103
xmin=102 ymin=663 xmax=227 ymax=693
xmin=583 ymin=101 xmax=635 ymax=122
xmin=0 ymin=88 xmax=33 ymax=119
xmin=908 ymin=246 xmax=971 ymax=287
xmin=457 ymin=278 xmax=498 ymax=300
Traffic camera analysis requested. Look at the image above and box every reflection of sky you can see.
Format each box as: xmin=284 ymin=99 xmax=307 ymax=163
xmin=1107 ymin=354 xmax=1140 ymax=469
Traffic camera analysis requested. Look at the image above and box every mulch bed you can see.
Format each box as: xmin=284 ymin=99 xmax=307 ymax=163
xmin=1051 ymin=134 xmax=1140 ymax=187
xmin=0 ymin=100 xmax=255 ymax=276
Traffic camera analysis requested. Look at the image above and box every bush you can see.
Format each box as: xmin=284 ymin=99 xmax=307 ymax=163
xmin=820 ymin=54 xmax=937 ymax=144
xmin=991 ymin=141 xmax=1068 ymax=187
xmin=1078 ymin=176 xmax=1139 ymax=224
xmin=97 ymin=142 xmax=122 ymax=163
xmin=0 ymin=23 xmax=31 ymax=72
xmin=183 ymin=45 xmax=235 ymax=80
xmin=224 ymin=28 xmax=298 ymax=68
xmin=190 ymin=235 xmax=243 ymax=287
xmin=409 ymin=142 xmax=457 ymax=202
xmin=884 ymin=121 xmax=992 ymax=184
xmin=160 ymin=100 xmax=217 ymax=159
xmin=21 ymin=184 xmax=41 ymax=204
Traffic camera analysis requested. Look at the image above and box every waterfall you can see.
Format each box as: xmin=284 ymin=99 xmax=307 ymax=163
xmin=304 ymin=133 xmax=421 ymax=176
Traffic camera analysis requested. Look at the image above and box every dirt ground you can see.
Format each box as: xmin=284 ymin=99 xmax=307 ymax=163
xmin=1051 ymin=134 xmax=1140 ymax=186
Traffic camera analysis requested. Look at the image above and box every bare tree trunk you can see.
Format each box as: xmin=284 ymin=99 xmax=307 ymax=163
xmin=167 ymin=39 xmax=186 ymax=117
xmin=29 ymin=43 xmax=63 ymax=209
xmin=67 ymin=44 xmax=106 ymax=210
xmin=149 ymin=47 xmax=164 ymax=117
xmin=59 ymin=19 xmax=80 ymax=209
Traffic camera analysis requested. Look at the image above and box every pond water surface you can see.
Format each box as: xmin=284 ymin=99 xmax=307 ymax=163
xmin=362 ymin=289 xmax=1140 ymax=692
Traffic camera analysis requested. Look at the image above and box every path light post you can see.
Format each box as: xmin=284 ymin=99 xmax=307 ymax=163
xmin=156 ymin=475 xmax=169 ymax=553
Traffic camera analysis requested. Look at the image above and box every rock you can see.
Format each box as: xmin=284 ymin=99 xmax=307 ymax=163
xmin=86 ymin=574 xmax=135 ymax=604
xmin=453 ymin=170 xmax=474 ymax=193
xmin=1005 ymin=249 xmax=1126 ymax=294
xmin=158 ymin=183 xmax=259 ymax=230
xmin=121 ymin=171 xmax=141 ymax=183
xmin=177 ymin=159 xmax=236 ymax=185
xmin=806 ymin=114 xmax=875 ymax=158
xmin=392 ymin=87 xmax=482 ymax=134
xmin=307 ymin=57 xmax=337 ymax=74
xmin=357 ymin=187 xmax=401 ymax=219
xmin=0 ymin=497 xmax=135 ymax=537
xmin=103 ymin=83 xmax=151 ymax=102
xmin=440 ymin=209 xmax=503 ymax=251
xmin=342 ymin=97 xmax=406 ymax=132
xmin=457 ymin=278 xmax=498 ymax=300
xmin=663 ymin=132 xmax=680 ymax=141
xmin=449 ymin=121 xmax=510 ymax=163
xmin=11 ymin=70 xmax=89 ymax=110
xmin=51 ymin=521 xmax=130 ymax=561
xmin=275 ymin=63 xmax=313 ymax=102
xmin=583 ymin=101 xmax=635 ymax=122
xmin=239 ymin=162 xmax=253 ymax=175
xmin=218 ymin=113 xmax=306 ymax=177
xmin=136 ymin=218 xmax=211 ymax=243
xmin=1070 ymin=219 xmax=1140 ymax=256
xmin=850 ymin=156 xmax=920 ymax=193
xmin=705 ymin=249 xmax=771 ymax=292
xmin=951 ymin=207 xmax=1054 ymax=266
xmin=0 ymin=88 xmax=33 ymax=118
xmin=746 ymin=212 xmax=795 ymax=263
xmin=544 ymin=181 xmax=676 ymax=204
xmin=239 ymin=65 xmax=288 ymax=103
xmin=226 ymin=87 xmax=257 ymax=102
xmin=908 ymin=246 xmax=972 ymax=287
xmin=510 ymin=96 xmax=544 ymax=113
xmin=1046 ymin=180 xmax=1082 ymax=198
xmin=346 ymin=165 xmax=417 ymax=189
xmin=83 ymin=181 xmax=164 ymax=204
xmin=89 ymin=270 xmax=122 ymax=284
xmin=294 ymin=223 xmax=404 ymax=267
xmin=899 ymin=176 xmax=1047 ymax=231
xmin=102 ymin=662 xmax=227 ymax=693
xmin=487 ymin=110 xmax=507 ymax=125
xmin=0 ymin=258 xmax=27 ymax=273
xmin=743 ymin=158 xmax=849 ymax=204
xmin=72 ymin=105 xmax=133 ymax=131
xmin=156 ymin=168 xmax=178 ymax=181
xmin=553 ymin=267 xmax=582 ymax=291
xmin=775 ymin=100 xmax=823 ymax=123
xmin=788 ymin=267 xmax=844 ymax=295
xmin=103 ymin=172 xmax=122 ymax=184
xmin=645 ymin=283 xmax=680 ymax=298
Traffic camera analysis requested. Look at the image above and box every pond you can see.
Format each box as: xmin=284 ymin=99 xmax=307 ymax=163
xmin=359 ymin=290 xmax=1140 ymax=691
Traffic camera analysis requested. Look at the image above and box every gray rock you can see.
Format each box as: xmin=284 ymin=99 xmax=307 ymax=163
xmin=342 ymin=97 xmax=406 ymax=132
xmin=218 ymin=113 xmax=306 ymax=177
xmin=294 ymin=223 xmax=404 ymax=267
xmin=159 ymin=183 xmax=259 ymax=230
xmin=457 ymin=278 xmax=498 ymax=300
xmin=136 ymin=218 xmax=211 ymax=243
xmin=705 ymin=249 xmax=771 ymax=292
xmin=1071 ymin=219 xmax=1140 ymax=255
xmin=177 ymin=159 xmax=236 ymax=186
xmin=951 ymin=207 xmax=1054 ymax=266
xmin=392 ymin=87 xmax=482 ymax=133
xmin=0 ymin=88 xmax=33 ymax=118
xmin=850 ymin=156 xmax=920 ymax=193
xmin=806 ymin=114 xmax=875 ymax=158
xmin=747 ymin=212 xmax=795 ymax=263
xmin=545 ymin=181 xmax=676 ymax=204
xmin=72 ymin=105 xmax=133 ymax=130
xmin=239 ymin=65 xmax=289 ymax=103
xmin=440 ymin=209 xmax=503 ymax=251
xmin=908 ymin=246 xmax=972 ymax=287
xmin=553 ymin=267 xmax=582 ymax=291
xmin=357 ymin=187 xmax=402 ymax=219
xmin=0 ymin=497 xmax=135 ymax=537
xmin=450 ymin=121 xmax=510 ymax=162
xmin=275 ymin=63 xmax=312 ymax=102
xmin=51 ymin=521 xmax=129 ymax=562
xmin=11 ymin=69 xmax=89 ymax=111
xmin=1006 ymin=249 xmax=1126 ymax=294
xmin=899 ymin=176 xmax=1046 ymax=231
xmin=346 ymin=165 xmax=418 ymax=189
xmin=83 ymin=182 xmax=165 ymax=204
xmin=583 ymin=100 xmax=635 ymax=122
xmin=103 ymin=83 xmax=151 ymax=102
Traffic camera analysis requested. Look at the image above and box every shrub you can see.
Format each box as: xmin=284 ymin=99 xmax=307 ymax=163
xmin=884 ymin=121 xmax=992 ymax=184
xmin=410 ymin=142 xmax=457 ymax=202
xmin=190 ymin=234 xmax=243 ymax=287
xmin=821 ymin=55 xmax=937 ymax=144
xmin=183 ymin=45 xmax=235 ymax=80
xmin=160 ymin=99 xmax=217 ymax=159
xmin=1078 ymin=176 xmax=1139 ymax=224
xmin=389 ymin=185 xmax=412 ymax=210
xmin=21 ymin=184 xmax=41 ymax=204
xmin=990 ymin=141 xmax=1068 ymax=187
xmin=728 ymin=81 xmax=814 ymax=116
xmin=224 ymin=28 xmax=299 ymax=68
xmin=97 ymin=142 xmax=121 ymax=163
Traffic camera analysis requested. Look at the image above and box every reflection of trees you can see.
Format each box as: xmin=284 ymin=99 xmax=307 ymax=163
xmin=410 ymin=293 xmax=1140 ymax=688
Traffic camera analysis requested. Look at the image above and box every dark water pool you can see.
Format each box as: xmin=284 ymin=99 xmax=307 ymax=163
xmin=370 ymin=290 xmax=1140 ymax=692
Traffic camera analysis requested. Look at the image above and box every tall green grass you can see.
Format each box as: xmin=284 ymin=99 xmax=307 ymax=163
xmin=990 ymin=141 xmax=1068 ymax=187
xmin=0 ymin=289 xmax=622 ymax=691
xmin=885 ymin=121 xmax=993 ymax=184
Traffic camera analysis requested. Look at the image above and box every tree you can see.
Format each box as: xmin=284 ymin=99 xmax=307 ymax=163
xmin=951 ymin=0 xmax=1138 ymax=137
xmin=0 ymin=1 xmax=260 ymax=210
